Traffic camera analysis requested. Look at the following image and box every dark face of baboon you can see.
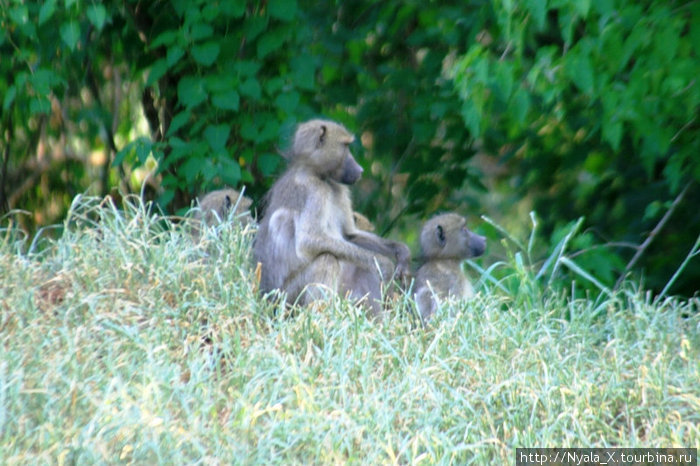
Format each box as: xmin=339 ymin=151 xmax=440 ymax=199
xmin=420 ymin=213 xmax=486 ymax=261
xmin=290 ymin=119 xmax=363 ymax=185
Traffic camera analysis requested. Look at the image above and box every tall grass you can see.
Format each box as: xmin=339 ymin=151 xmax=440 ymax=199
xmin=1 ymin=195 xmax=698 ymax=464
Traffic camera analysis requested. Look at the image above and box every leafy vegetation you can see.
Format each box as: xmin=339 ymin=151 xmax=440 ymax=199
xmin=1 ymin=198 xmax=698 ymax=463
xmin=450 ymin=0 xmax=700 ymax=294
xmin=1 ymin=1 xmax=698 ymax=293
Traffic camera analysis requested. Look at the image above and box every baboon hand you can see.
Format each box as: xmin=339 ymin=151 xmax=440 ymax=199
xmin=374 ymin=255 xmax=395 ymax=280
xmin=394 ymin=257 xmax=412 ymax=284
xmin=393 ymin=243 xmax=412 ymax=283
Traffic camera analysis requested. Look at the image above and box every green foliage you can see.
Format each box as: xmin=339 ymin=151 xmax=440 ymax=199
xmin=2 ymin=0 xmax=699 ymax=295
xmin=451 ymin=0 xmax=700 ymax=294
xmin=304 ymin=3 xmax=486 ymax=226
xmin=1 ymin=197 xmax=699 ymax=462
xmin=126 ymin=0 xmax=321 ymax=209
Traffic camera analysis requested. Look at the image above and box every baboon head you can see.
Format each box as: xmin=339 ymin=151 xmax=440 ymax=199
xmin=420 ymin=213 xmax=486 ymax=261
xmin=291 ymin=119 xmax=363 ymax=185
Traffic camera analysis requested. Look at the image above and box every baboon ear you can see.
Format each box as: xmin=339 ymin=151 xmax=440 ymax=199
xmin=317 ymin=124 xmax=327 ymax=148
xmin=436 ymin=225 xmax=446 ymax=248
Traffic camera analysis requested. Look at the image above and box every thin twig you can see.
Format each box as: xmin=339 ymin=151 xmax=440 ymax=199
xmin=0 ymin=116 xmax=11 ymax=213
xmin=568 ymin=241 xmax=639 ymax=259
xmin=656 ymin=232 xmax=700 ymax=301
xmin=614 ymin=182 xmax=691 ymax=290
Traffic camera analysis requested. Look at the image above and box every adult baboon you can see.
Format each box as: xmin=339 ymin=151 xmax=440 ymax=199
xmin=253 ymin=119 xmax=410 ymax=316
xmin=414 ymin=213 xmax=486 ymax=322
xmin=195 ymin=188 xmax=253 ymax=226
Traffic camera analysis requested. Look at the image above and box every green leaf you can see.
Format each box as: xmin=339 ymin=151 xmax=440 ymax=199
xmin=257 ymin=153 xmax=281 ymax=176
xmin=257 ymin=28 xmax=287 ymax=59
xmin=493 ymin=61 xmax=514 ymax=102
xmin=268 ymin=0 xmax=297 ymax=21
xmin=220 ymin=158 xmax=242 ymax=185
xmin=167 ymin=46 xmax=185 ymax=67
xmin=239 ymin=78 xmax=261 ymax=100
xmin=460 ymin=102 xmax=481 ymax=138
xmin=9 ymin=5 xmax=28 ymax=26
xmin=221 ymin=0 xmax=246 ymax=18
xmin=240 ymin=117 xmax=258 ymax=142
xmin=274 ymin=91 xmax=300 ymax=114
xmin=206 ymin=75 xmax=234 ymax=93
xmin=525 ymin=0 xmax=547 ymax=30
xmin=150 ymin=30 xmax=179 ymax=49
xmin=3 ymin=86 xmax=16 ymax=111
xmin=291 ymin=55 xmax=316 ymax=90
xmin=644 ymin=201 xmax=663 ymax=221
xmin=166 ymin=111 xmax=191 ymax=137
xmin=146 ymin=59 xmax=168 ymax=86
xmin=192 ymin=41 xmax=220 ymax=67
xmin=177 ymin=76 xmax=207 ymax=108
xmin=510 ymin=88 xmax=531 ymax=125
xmin=264 ymin=77 xmax=284 ymax=96
xmin=234 ymin=61 xmax=261 ymax=77
xmin=159 ymin=189 xmax=175 ymax=207
xmin=258 ymin=118 xmax=279 ymax=142
xmin=135 ymin=138 xmax=153 ymax=164
xmin=30 ymin=97 xmax=51 ymax=115
xmin=204 ymin=124 xmax=231 ymax=152
xmin=602 ymin=120 xmax=622 ymax=152
xmin=574 ymin=0 xmax=591 ymax=18
xmin=566 ymin=53 xmax=594 ymax=95
xmin=212 ymin=90 xmax=240 ymax=111
xmin=32 ymin=69 xmax=60 ymax=95
xmin=182 ymin=155 xmax=205 ymax=184
xmin=189 ymin=22 xmax=214 ymax=41
xmin=87 ymin=4 xmax=107 ymax=31
xmin=60 ymin=21 xmax=80 ymax=51
xmin=39 ymin=0 xmax=56 ymax=25
xmin=114 ymin=137 xmax=153 ymax=166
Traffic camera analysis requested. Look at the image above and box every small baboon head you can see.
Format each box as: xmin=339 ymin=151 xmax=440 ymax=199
xmin=291 ymin=119 xmax=363 ymax=184
xmin=420 ymin=213 xmax=486 ymax=261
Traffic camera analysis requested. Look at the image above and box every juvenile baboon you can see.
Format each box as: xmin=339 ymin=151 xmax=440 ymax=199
xmin=195 ymin=188 xmax=253 ymax=226
xmin=352 ymin=211 xmax=375 ymax=232
xmin=253 ymin=119 xmax=411 ymax=316
xmin=414 ymin=213 xmax=486 ymax=322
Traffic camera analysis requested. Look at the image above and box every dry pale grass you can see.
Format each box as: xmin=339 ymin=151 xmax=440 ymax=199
xmin=0 ymin=195 xmax=698 ymax=464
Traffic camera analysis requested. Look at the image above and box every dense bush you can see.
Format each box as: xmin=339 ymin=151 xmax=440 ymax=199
xmin=1 ymin=0 xmax=698 ymax=295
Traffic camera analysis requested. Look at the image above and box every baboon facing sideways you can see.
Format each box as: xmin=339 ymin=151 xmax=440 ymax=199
xmin=414 ymin=213 xmax=486 ymax=322
xmin=253 ymin=119 xmax=411 ymax=316
xmin=195 ymin=188 xmax=253 ymax=226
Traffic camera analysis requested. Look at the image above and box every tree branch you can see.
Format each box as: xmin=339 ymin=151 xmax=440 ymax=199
xmin=614 ymin=181 xmax=692 ymax=290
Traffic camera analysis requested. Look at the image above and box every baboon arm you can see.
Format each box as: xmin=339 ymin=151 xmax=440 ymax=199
xmin=296 ymin=229 xmax=381 ymax=272
xmin=345 ymin=230 xmax=412 ymax=279
xmin=346 ymin=230 xmax=410 ymax=263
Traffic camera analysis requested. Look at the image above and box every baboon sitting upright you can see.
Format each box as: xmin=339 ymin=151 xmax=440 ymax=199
xmin=253 ymin=119 xmax=411 ymax=316
xmin=414 ymin=213 xmax=486 ymax=322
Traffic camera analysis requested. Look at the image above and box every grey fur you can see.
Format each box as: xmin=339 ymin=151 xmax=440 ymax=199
xmin=414 ymin=213 xmax=486 ymax=322
xmin=195 ymin=188 xmax=253 ymax=226
xmin=253 ymin=119 xmax=411 ymax=316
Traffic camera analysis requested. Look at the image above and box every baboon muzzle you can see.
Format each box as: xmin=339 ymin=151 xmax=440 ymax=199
xmin=470 ymin=234 xmax=486 ymax=257
xmin=340 ymin=155 xmax=364 ymax=184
